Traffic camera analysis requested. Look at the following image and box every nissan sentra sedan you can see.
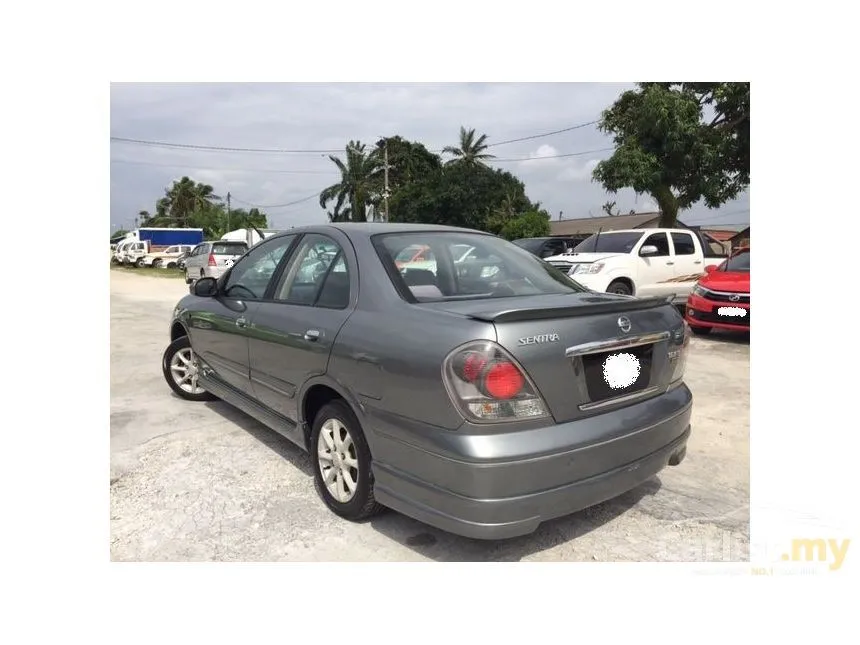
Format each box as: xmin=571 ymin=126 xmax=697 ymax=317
xmin=162 ymin=223 xmax=693 ymax=539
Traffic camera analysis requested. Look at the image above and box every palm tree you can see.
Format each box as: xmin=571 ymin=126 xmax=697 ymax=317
xmin=319 ymin=141 xmax=382 ymax=222
xmin=163 ymin=177 xmax=222 ymax=226
xmin=443 ymin=126 xmax=495 ymax=166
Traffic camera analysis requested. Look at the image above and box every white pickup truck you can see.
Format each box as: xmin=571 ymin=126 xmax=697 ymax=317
xmin=543 ymin=228 xmax=727 ymax=304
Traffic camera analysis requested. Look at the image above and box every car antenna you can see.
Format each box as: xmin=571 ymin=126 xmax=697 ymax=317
xmin=593 ymin=226 xmax=602 ymax=253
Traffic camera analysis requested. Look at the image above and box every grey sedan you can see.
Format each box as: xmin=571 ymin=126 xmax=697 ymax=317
xmin=162 ymin=223 xmax=693 ymax=539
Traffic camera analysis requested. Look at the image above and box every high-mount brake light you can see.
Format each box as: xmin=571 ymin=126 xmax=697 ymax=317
xmin=442 ymin=341 xmax=549 ymax=423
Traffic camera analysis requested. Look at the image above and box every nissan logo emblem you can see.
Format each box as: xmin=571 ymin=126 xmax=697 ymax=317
xmin=617 ymin=316 xmax=632 ymax=333
xmin=729 ymin=294 xmax=740 ymax=302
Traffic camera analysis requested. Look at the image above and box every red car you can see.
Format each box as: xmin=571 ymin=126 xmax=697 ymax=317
xmin=685 ymin=246 xmax=750 ymax=335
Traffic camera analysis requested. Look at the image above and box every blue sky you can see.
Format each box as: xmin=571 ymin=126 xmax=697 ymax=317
xmin=110 ymin=83 xmax=749 ymax=232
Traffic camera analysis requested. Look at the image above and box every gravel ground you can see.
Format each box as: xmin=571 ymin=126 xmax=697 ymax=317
xmin=110 ymin=269 xmax=750 ymax=562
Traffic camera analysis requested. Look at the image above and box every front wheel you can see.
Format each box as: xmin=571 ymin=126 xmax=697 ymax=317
xmin=135 ymin=258 xmax=146 ymax=268
xmin=153 ymin=259 xmax=163 ymax=269
xmin=311 ymin=400 xmax=384 ymax=522
xmin=606 ymin=280 xmax=633 ymax=296
xmin=161 ymin=336 xmax=217 ymax=401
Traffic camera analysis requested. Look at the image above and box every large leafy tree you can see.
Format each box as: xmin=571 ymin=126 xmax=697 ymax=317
xmin=443 ymin=126 xmax=495 ymax=167
xmin=592 ymin=82 xmax=750 ymax=227
xmin=389 ymin=162 xmax=532 ymax=231
xmin=499 ymin=210 xmax=551 ymax=241
xmin=319 ymin=140 xmax=382 ymax=222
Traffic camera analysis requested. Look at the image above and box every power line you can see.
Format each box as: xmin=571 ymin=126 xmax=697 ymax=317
xmin=486 ymin=120 xmax=599 ymax=148
xmin=110 ymin=136 xmax=342 ymax=155
xmin=110 ymin=118 xmax=601 ymax=157
xmin=231 ymin=190 xmax=323 ymax=210
xmin=110 ymin=158 xmax=338 ymax=175
xmin=490 ymin=147 xmax=614 ymax=162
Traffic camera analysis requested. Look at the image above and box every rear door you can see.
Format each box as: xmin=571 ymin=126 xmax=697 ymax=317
xmin=634 ymin=232 xmax=677 ymax=298
xmin=247 ymin=232 xmax=357 ymax=421
xmin=669 ymin=231 xmax=704 ymax=282
xmin=188 ymin=235 xmax=296 ymax=396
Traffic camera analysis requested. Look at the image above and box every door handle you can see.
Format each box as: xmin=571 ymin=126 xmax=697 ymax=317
xmin=236 ymin=316 xmax=247 ymax=328
xmin=666 ymin=261 xmax=675 ymax=266
xmin=304 ymin=329 xmax=320 ymax=341
xmin=693 ymin=260 xmax=702 ymax=265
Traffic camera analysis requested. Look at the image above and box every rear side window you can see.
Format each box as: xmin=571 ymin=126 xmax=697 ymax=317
xmin=670 ymin=232 xmax=696 ymax=255
xmin=373 ymin=232 xmax=587 ymax=303
xmin=211 ymin=242 xmax=248 ymax=256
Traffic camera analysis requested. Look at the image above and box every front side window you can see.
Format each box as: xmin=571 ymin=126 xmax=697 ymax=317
xmin=640 ymin=233 xmax=670 ymax=257
xmin=373 ymin=232 xmax=588 ymax=303
xmin=221 ymin=235 xmax=296 ymax=300
xmin=273 ymin=234 xmax=350 ymax=308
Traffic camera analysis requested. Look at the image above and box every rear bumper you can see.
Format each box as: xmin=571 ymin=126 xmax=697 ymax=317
xmin=371 ymin=384 xmax=692 ymax=540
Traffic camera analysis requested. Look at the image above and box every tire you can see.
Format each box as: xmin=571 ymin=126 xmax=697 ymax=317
xmin=310 ymin=399 xmax=384 ymax=522
xmin=166 ymin=261 xmax=176 ymax=269
xmin=607 ymin=280 xmax=633 ymax=296
xmin=161 ymin=336 xmax=217 ymax=401
xmin=153 ymin=259 xmax=163 ymax=269
xmin=135 ymin=258 xmax=145 ymax=268
xmin=690 ymin=325 xmax=712 ymax=336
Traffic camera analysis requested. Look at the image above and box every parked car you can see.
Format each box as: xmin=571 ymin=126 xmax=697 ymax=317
xmin=121 ymin=240 xmax=150 ymax=265
xmin=137 ymin=244 xmax=195 ymax=268
xmin=162 ymin=223 xmax=693 ymax=540
xmin=513 ymin=236 xmax=580 ymax=258
xmin=176 ymin=251 xmax=190 ymax=271
xmin=543 ymin=228 xmax=726 ymax=304
xmin=685 ymin=246 xmax=750 ymax=335
xmin=183 ymin=240 xmax=249 ymax=284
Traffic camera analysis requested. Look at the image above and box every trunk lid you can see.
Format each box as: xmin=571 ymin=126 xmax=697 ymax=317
xmin=420 ymin=293 xmax=685 ymax=423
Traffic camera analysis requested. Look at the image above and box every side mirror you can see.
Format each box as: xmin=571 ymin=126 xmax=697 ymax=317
xmin=193 ymin=276 xmax=219 ymax=297
xmin=639 ymin=244 xmax=659 ymax=256
xmin=704 ymin=265 xmax=718 ymax=273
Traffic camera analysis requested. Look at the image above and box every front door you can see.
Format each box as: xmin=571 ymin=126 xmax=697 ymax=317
xmin=188 ymin=234 xmax=297 ymax=397
xmin=247 ymin=232 xmax=356 ymax=421
xmin=634 ymin=232 xmax=678 ymax=298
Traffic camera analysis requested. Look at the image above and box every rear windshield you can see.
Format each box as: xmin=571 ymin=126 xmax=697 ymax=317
xmin=574 ymin=231 xmax=643 ymax=253
xmin=372 ymin=232 xmax=588 ymax=302
xmin=211 ymin=242 xmax=248 ymax=255
xmin=721 ymin=249 xmax=750 ymax=272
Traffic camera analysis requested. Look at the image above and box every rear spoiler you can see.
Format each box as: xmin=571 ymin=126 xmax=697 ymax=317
xmin=466 ymin=295 xmax=675 ymax=323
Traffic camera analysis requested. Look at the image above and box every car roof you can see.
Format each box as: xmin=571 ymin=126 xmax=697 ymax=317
xmin=266 ymin=222 xmax=491 ymax=242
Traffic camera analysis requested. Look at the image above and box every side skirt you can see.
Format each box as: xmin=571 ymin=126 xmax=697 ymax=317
xmin=199 ymin=371 xmax=307 ymax=452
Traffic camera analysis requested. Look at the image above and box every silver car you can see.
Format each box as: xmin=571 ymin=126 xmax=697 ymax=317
xmin=183 ymin=240 xmax=249 ymax=284
xmin=163 ymin=223 xmax=693 ymax=540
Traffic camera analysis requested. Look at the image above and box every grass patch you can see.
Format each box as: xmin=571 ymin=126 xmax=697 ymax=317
xmin=110 ymin=264 xmax=185 ymax=280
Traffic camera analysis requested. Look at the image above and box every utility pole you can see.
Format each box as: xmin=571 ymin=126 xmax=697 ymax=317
xmin=227 ymin=191 xmax=231 ymax=231
xmin=382 ymin=139 xmax=390 ymax=223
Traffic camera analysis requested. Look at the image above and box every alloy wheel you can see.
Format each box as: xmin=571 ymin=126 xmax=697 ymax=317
xmin=169 ymin=347 xmax=204 ymax=395
xmin=316 ymin=418 xmax=359 ymax=503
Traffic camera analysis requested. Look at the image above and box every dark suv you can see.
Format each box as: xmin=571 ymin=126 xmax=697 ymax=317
xmin=513 ymin=236 xmax=580 ymax=258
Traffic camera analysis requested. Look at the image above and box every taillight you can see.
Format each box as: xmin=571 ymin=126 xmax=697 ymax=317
xmin=208 ymin=253 xmax=216 ymax=267
xmin=669 ymin=321 xmax=691 ymax=383
xmin=443 ymin=341 xmax=549 ymax=423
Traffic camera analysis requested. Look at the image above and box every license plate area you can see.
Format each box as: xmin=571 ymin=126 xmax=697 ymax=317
xmin=581 ymin=344 xmax=654 ymax=404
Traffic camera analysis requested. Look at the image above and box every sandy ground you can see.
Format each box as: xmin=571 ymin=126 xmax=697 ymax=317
xmin=110 ymin=269 xmax=750 ymax=562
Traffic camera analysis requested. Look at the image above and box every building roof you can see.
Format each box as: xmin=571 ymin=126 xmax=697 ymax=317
xmin=549 ymin=212 xmax=661 ymax=236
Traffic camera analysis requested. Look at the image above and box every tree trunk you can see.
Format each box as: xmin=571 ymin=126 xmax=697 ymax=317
xmin=653 ymin=186 xmax=679 ymax=227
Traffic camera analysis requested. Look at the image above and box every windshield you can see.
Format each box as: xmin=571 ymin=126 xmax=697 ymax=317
xmin=373 ymin=232 xmax=588 ymax=302
xmin=721 ymin=249 xmax=750 ymax=272
xmin=574 ymin=231 xmax=643 ymax=254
